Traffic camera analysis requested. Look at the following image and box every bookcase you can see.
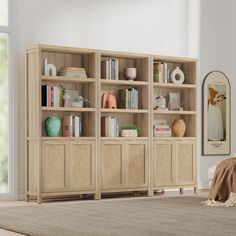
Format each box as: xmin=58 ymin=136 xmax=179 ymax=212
xmin=26 ymin=45 xmax=197 ymax=203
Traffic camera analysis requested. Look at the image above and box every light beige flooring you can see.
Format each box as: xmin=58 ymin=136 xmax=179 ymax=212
xmin=0 ymin=190 xmax=208 ymax=236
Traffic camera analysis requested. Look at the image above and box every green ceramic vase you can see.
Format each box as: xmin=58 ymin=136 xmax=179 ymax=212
xmin=44 ymin=116 xmax=61 ymax=137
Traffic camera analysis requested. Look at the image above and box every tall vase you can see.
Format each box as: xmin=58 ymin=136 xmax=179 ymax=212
xmin=172 ymin=119 xmax=186 ymax=137
xmin=44 ymin=116 xmax=61 ymax=137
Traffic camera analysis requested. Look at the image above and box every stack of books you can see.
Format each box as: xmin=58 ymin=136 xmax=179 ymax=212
xmin=153 ymin=62 xmax=170 ymax=83
xmin=153 ymin=124 xmax=171 ymax=138
xmin=118 ymin=88 xmax=138 ymax=109
xmin=62 ymin=115 xmax=82 ymax=137
xmin=42 ymin=85 xmax=61 ymax=107
xmin=101 ymin=58 xmax=119 ymax=80
xmin=58 ymin=67 xmax=87 ymax=78
xmin=101 ymin=116 xmax=119 ymax=137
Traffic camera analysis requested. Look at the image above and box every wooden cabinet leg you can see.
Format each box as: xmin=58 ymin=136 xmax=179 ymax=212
xmin=25 ymin=194 xmax=30 ymax=202
xmin=37 ymin=195 xmax=42 ymax=204
xmin=134 ymin=191 xmax=140 ymax=197
xmin=194 ymin=187 xmax=197 ymax=194
xmin=148 ymin=189 xmax=153 ymax=197
xmin=94 ymin=192 xmax=101 ymax=200
xmin=180 ymin=188 xmax=183 ymax=194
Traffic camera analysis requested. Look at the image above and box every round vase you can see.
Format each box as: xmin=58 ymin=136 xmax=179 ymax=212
xmin=171 ymin=66 xmax=185 ymax=84
xmin=44 ymin=116 xmax=61 ymax=137
xmin=172 ymin=119 xmax=186 ymax=137
xmin=124 ymin=68 xmax=137 ymax=81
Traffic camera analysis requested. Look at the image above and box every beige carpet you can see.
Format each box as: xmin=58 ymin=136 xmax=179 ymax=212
xmin=0 ymin=196 xmax=235 ymax=236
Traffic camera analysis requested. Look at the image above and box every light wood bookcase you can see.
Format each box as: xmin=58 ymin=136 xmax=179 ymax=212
xmin=26 ymin=45 xmax=197 ymax=203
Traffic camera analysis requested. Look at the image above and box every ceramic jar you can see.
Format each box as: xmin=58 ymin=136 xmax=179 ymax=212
xmin=44 ymin=116 xmax=61 ymax=137
xmin=172 ymin=119 xmax=186 ymax=137
xmin=124 ymin=68 xmax=137 ymax=80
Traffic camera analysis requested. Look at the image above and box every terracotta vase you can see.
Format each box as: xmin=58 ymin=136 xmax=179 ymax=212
xmin=172 ymin=119 xmax=186 ymax=137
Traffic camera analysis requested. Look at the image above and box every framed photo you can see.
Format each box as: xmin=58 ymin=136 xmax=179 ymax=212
xmin=169 ymin=91 xmax=181 ymax=110
xmin=202 ymin=71 xmax=231 ymax=155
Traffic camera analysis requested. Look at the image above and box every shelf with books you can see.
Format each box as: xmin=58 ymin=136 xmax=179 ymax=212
xmin=153 ymin=59 xmax=196 ymax=85
xmin=42 ymin=111 xmax=96 ymax=138
xmin=100 ymin=113 xmax=149 ymax=138
xmin=41 ymin=76 xmax=96 ymax=83
xmin=100 ymin=54 xmax=149 ymax=82
xmin=153 ymin=113 xmax=196 ymax=138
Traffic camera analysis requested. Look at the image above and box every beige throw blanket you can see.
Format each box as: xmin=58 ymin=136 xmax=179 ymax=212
xmin=209 ymin=158 xmax=236 ymax=202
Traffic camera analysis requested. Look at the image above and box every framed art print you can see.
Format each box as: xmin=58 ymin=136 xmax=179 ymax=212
xmin=202 ymin=71 xmax=231 ymax=155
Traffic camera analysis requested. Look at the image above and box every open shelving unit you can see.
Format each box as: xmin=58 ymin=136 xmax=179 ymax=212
xmin=26 ymin=45 xmax=197 ymax=203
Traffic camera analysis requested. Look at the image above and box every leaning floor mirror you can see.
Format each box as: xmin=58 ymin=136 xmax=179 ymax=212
xmin=202 ymin=71 xmax=231 ymax=155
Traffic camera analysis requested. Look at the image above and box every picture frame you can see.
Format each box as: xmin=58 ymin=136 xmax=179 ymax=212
xmin=169 ymin=91 xmax=181 ymax=110
xmin=202 ymin=71 xmax=231 ymax=155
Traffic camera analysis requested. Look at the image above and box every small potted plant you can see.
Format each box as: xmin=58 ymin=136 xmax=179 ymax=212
xmin=71 ymin=95 xmax=89 ymax=108
xmin=121 ymin=124 xmax=138 ymax=137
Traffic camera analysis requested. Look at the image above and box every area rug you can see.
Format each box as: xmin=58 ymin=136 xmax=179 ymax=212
xmin=203 ymin=192 xmax=236 ymax=207
xmin=0 ymin=196 xmax=236 ymax=236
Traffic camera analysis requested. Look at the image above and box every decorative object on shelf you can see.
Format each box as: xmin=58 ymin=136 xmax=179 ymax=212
xmin=121 ymin=125 xmax=138 ymax=137
xmin=71 ymin=96 xmax=89 ymax=108
xmin=154 ymin=94 xmax=167 ymax=110
xmin=171 ymin=66 xmax=185 ymax=84
xmin=64 ymin=89 xmax=79 ymax=107
xmin=101 ymin=92 xmax=116 ymax=109
xmin=63 ymin=93 xmax=71 ymax=107
xmin=202 ymin=71 xmax=231 ymax=155
xmin=168 ymin=91 xmax=181 ymax=110
xmin=172 ymin=119 xmax=186 ymax=137
xmin=44 ymin=58 xmax=57 ymax=76
xmin=44 ymin=116 xmax=61 ymax=137
xmin=124 ymin=68 xmax=137 ymax=81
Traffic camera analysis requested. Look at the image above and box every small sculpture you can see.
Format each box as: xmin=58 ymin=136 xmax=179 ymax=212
xmin=102 ymin=92 xmax=116 ymax=109
xmin=44 ymin=58 xmax=57 ymax=76
xmin=63 ymin=93 xmax=71 ymax=107
xmin=171 ymin=66 xmax=185 ymax=84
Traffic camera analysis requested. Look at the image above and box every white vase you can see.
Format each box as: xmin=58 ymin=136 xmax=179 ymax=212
xmin=171 ymin=66 xmax=185 ymax=84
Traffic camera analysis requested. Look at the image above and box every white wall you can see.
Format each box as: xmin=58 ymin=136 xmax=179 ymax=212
xmin=12 ymin=0 xmax=235 ymax=196
xmin=198 ymin=0 xmax=236 ymax=188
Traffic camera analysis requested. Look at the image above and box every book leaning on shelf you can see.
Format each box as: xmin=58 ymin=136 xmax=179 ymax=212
xmin=63 ymin=115 xmax=82 ymax=137
xmin=101 ymin=116 xmax=119 ymax=137
xmin=101 ymin=58 xmax=119 ymax=80
xmin=42 ymin=85 xmax=62 ymax=107
xmin=117 ymin=88 xmax=138 ymax=109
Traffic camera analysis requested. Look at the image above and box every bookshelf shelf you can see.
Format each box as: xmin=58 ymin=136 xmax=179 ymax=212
xmin=153 ymin=82 xmax=196 ymax=89
xmin=100 ymin=137 xmax=148 ymax=141
xmin=101 ymin=108 xmax=148 ymax=113
xmin=26 ymin=44 xmax=197 ymax=203
xmin=41 ymin=107 xmax=95 ymax=112
xmin=153 ymin=110 xmax=196 ymax=115
xmin=41 ymin=76 xmax=96 ymax=83
xmin=41 ymin=137 xmax=96 ymax=141
xmin=100 ymin=79 xmax=148 ymax=86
